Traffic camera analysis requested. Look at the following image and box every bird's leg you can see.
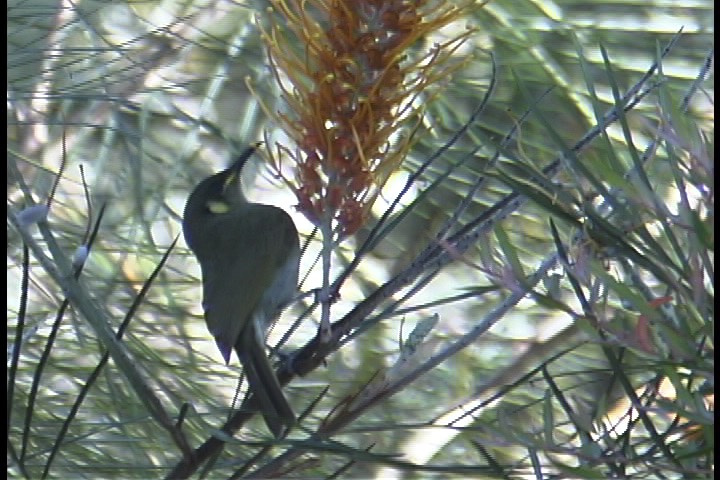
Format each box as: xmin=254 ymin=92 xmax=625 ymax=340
xmin=289 ymin=287 xmax=340 ymax=306
xmin=290 ymin=289 xmax=314 ymax=304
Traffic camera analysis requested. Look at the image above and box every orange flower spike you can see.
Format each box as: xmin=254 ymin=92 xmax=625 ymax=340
xmin=298 ymin=161 xmax=323 ymax=196
xmin=348 ymin=169 xmax=372 ymax=195
xmin=296 ymin=185 xmax=320 ymax=223
xmin=338 ymin=198 xmax=366 ymax=237
xmin=326 ymin=185 xmax=344 ymax=211
xmin=299 ymin=130 xmax=320 ymax=153
xmin=335 ymin=135 xmax=357 ymax=160
xmin=261 ymin=0 xmax=478 ymax=232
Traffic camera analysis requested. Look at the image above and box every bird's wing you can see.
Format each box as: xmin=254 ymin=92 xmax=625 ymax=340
xmin=197 ymin=204 xmax=298 ymax=363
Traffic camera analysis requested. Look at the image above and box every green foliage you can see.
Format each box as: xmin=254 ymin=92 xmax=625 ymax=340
xmin=8 ymin=0 xmax=713 ymax=478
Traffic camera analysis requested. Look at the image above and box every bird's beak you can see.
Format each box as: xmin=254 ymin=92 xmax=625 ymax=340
xmin=221 ymin=145 xmax=256 ymax=191
xmin=230 ymin=144 xmax=258 ymax=175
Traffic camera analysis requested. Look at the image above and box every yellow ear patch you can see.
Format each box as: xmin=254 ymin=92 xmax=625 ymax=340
xmin=207 ymin=200 xmax=230 ymax=214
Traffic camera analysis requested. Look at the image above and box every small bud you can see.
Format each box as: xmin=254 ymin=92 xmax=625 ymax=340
xmin=72 ymin=245 xmax=89 ymax=271
xmin=17 ymin=205 xmax=49 ymax=227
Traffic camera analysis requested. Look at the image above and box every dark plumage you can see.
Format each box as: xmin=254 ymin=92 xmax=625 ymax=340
xmin=182 ymin=146 xmax=299 ymax=437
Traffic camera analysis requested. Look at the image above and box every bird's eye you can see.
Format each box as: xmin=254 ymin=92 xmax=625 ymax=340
xmin=207 ymin=200 xmax=230 ymax=214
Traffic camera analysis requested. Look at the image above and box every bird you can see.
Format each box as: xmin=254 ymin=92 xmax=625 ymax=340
xmin=182 ymin=145 xmax=299 ymax=438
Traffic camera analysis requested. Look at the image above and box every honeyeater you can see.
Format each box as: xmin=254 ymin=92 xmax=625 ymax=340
xmin=182 ymin=145 xmax=299 ymax=438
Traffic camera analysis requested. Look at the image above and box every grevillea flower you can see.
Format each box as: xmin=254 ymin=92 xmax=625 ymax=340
xmin=254 ymin=0 xmax=479 ymax=237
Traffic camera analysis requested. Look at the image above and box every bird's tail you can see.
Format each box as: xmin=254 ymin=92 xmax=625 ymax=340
xmin=237 ymin=330 xmax=295 ymax=438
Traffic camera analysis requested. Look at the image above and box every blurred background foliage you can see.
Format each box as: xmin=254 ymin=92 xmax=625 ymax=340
xmin=7 ymin=0 xmax=713 ymax=478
